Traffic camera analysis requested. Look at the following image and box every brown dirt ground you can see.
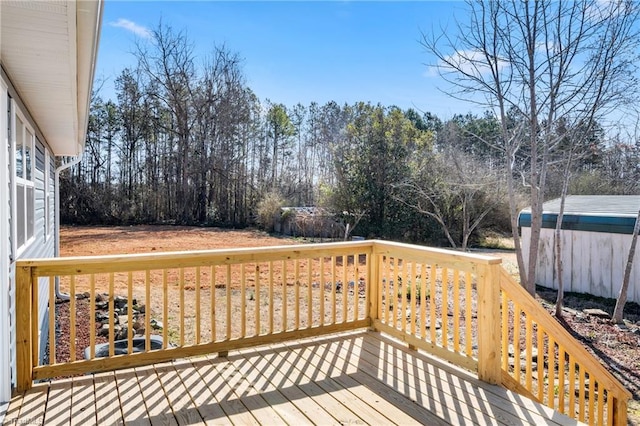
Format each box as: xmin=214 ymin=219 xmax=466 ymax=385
xmin=59 ymin=225 xmax=640 ymax=424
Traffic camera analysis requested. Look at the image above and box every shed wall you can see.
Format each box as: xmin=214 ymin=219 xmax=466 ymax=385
xmin=522 ymin=227 xmax=640 ymax=303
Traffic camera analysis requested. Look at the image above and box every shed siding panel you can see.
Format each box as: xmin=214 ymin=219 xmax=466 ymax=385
xmin=528 ymin=228 xmax=640 ymax=303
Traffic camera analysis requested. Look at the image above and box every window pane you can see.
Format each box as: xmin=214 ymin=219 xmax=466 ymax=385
xmin=25 ymin=128 xmax=33 ymax=180
xmin=16 ymin=117 xmax=23 ymax=178
xmin=27 ymin=186 xmax=34 ymax=240
xmin=17 ymin=184 xmax=24 ymax=247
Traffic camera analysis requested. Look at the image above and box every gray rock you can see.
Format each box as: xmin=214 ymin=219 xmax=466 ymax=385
xmin=137 ymin=304 xmax=146 ymax=314
xmin=95 ymin=312 xmax=109 ymax=323
xmin=114 ymin=295 xmax=128 ymax=309
xmin=583 ymin=308 xmax=611 ymax=319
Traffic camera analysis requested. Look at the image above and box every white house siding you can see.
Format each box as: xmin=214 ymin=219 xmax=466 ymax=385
xmin=0 ymin=80 xmax=11 ymax=405
xmin=522 ymin=227 xmax=640 ymax=303
xmin=1 ymin=78 xmax=56 ymax=402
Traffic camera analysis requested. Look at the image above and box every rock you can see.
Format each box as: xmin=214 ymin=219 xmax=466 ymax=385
xmin=562 ymin=307 xmax=579 ymax=316
xmin=98 ymin=323 xmax=121 ymax=337
xmin=583 ymin=308 xmax=611 ymax=319
xmin=115 ymin=326 xmax=129 ymax=340
xmin=95 ymin=312 xmax=109 ymax=323
xmin=83 ymin=291 xmax=91 ymax=299
xmin=95 ymin=301 xmax=108 ymax=310
xmin=95 ymin=293 xmax=106 ymax=303
xmin=150 ymin=319 xmax=163 ymax=330
xmin=114 ymin=295 xmax=128 ymax=309
xmin=132 ymin=321 xmax=143 ymax=331
xmin=136 ymin=304 xmax=146 ymax=314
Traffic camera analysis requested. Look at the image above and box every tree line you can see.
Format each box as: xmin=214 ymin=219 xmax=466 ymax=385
xmin=61 ymin=8 xmax=640 ymax=257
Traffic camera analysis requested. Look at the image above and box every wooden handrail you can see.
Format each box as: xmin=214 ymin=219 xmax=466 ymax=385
xmin=499 ymin=268 xmax=630 ymax=425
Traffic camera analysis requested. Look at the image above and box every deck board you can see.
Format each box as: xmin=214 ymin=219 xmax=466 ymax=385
xmin=2 ymin=330 xmax=584 ymax=426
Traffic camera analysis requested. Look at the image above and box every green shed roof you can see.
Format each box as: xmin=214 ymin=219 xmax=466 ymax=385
xmin=519 ymin=195 xmax=640 ymax=234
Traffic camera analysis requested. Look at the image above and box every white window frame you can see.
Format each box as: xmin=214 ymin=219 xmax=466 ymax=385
xmin=44 ymin=148 xmax=51 ymax=241
xmin=11 ymin=103 xmax=36 ymax=257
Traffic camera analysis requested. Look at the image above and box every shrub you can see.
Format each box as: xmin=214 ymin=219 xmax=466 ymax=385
xmin=256 ymin=191 xmax=285 ymax=232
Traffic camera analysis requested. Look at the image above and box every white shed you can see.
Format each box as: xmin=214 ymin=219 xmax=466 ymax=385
xmin=519 ymin=195 xmax=640 ymax=303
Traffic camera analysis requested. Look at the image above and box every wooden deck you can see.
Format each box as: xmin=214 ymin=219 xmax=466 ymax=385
xmin=3 ymin=330 xmax=582 ymax=426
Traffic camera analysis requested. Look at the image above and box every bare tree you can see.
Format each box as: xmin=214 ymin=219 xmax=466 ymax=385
xmin=423 ymin=0 xmax=640 ymax=294
xmin=396 ymin=146 xmax=504 ymax=251
xmin=612 ymin=206 xmax=640 ymax=323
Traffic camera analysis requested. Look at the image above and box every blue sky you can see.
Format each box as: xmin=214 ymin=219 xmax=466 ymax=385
xmin=97 ymin=1 xmax=474 ymax=118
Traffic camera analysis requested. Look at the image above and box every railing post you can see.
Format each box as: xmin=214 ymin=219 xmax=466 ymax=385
xmin=15 ymin=264 xmax=33 ymax=392
xmin=613 ymin=396 xmax=628 ymax=426
xmin=368 ymin=243 xmax=379 ymax=330
xmin=477 ymin=261 xmax=501 ymax=385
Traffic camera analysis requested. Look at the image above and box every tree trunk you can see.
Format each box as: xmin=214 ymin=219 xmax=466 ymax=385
xmin=612 ymin=207 xmax=640 ymax=323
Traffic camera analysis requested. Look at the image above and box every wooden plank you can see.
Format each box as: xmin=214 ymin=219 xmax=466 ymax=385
xmin=360 ymin=332 xmax=576 ymax=426
xmin=240 ymin=264 xmax=246 ymax=338
xmin=307 ymin=259 xmax=313 ymax=327
xmin=453 ymin=269 xmax=459 ymax=353
xmin=429 ymin=264 xmax=437 ymax=343
xmin=477 ymin=263 xmax=501 ymax=384
xmin=94 ymin=372 xmax=124 ymax=425
xmin=256 ymin=263 xmax=261 ymax=336
xmin=342 ymin=255 xmax=347 ymax=323
xmin=15 ymin=265 xmax=32 ymax=392
xmin=154 ymin=364 xmax=204 ymax=425
xmin=210 ymin=265 xmax=216 ymax=342
xmin=134 ymin=365 xmax=178 ymax=425
xmin=231 ymin=351 xmax=313 ymax=424
xmin=128 ymin=272 xmax=134 ymax=354
xmin=196 ymin=267 xmax=201 ymax=344
xmin=49 ymin=275 xmax=56 ymax=364
xmin=109 ymin=274 xmax=115 ymax=357
xmin=441 ymin=267 xmax=448 ymax=348
xmin=237 ymin=348 xmax=341 ymax=424
xmin=319 ymin=258 xmax=325 ymax=326
xmin=258 ymin=345 xmax=366 ymax=423
xmin=264 ymin=338 xmax=436 ymax=425
xmin=174 ymin=358 xmax=231 ymax=425
xmin=296 ymin=259 xmax=301 ymax=328
xmin=179 ymin=268 xmax=184 ymax=347
xmin=191 ymin=356 xmax=259 ymax=425
xmin=42 ymin=379 xmax=73 ymax=426
xmin=465 ymin=271 xmax=472 ymax=357
xmin=209 ymin=355 xmax=286 ymax=425
xmin=11 ymin=384 xmax=49 ymax=425
xmin=410 ymin=262 xmax=417 ymax=336
xmin=163 ymin=270 xmax=168 ymax=348
xmin=115 ymin=369 xmax=151 ymax=425
xmin=226 ymin=265 xmax=231 ymax=340
xmin=26 ymin=241 xmax=374 ymax=276
xmin=283 ymin=260 xmax=288 ymax=331
xmin=71 ymin=376 xmax=97 ymax=425
xmin=400 ymin=259 xmax=407 ymax=333
xmin=269 ymin=261 xmax=274 ymax=334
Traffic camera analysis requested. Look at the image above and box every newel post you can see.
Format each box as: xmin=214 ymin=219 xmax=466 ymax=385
xmin=368 ymin=243 xmax=380 ymax=330
xmin=477 ymin=261 xmax=501 ymax=385
xmin=15 ymin=264 xmax=33 ymax=392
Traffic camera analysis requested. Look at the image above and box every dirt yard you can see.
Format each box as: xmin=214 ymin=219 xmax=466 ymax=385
xmin=59 ymin=225 xmax=640 ymax=424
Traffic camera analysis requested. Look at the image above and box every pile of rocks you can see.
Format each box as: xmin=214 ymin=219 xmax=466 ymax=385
xmin=87 ymin=293 xmax=162 ymax=341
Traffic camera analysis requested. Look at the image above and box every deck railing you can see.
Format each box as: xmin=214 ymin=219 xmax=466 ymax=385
xmin=15 ymin=240 xmax=630 ymax=425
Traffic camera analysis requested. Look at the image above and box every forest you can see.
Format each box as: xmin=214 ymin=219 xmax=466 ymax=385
xmin=61 ymin=17 xmax=640 ymax=250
